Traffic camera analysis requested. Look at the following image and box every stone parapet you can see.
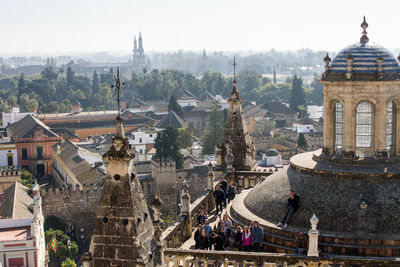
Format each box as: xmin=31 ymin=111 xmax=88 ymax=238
xmin=161 ymin=189 xmax=214 ymax=248
xmin=164 ymin=248 xmax=400 ymax=266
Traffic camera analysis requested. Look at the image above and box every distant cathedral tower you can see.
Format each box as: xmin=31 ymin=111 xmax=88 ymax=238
xmin=132 ymin=32 xmax=150 ymax=72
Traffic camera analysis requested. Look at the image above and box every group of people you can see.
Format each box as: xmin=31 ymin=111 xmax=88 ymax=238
xmin=194 ymin=211 xmax=234 ymax=251
xmin=233 ymin=220 xmax=264 ymax=252
xmin=195 ymin=181 xmax=306 ymax=254
xmin=213 ymin=177 xmax=237 ymax=215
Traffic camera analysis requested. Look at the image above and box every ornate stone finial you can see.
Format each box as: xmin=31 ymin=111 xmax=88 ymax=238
xmin=360 ymin=16 xmax=369 ymax=45
xmin=308 ymin=214 xmax=320 ymax=257
xmin=323 ymin=53 xmax=331 ymax=73
xmin=376 ymin=54 xmax=384 ymax=79
xmin=310 ymin=214 xmax=319 ymax=230
xmin=346 ymin=53 xmax=354 ymax=79
xmin=208 ymin=162 xmax=213 ymax=172
xmin=233 ymin=56 xmax=237 ymax=81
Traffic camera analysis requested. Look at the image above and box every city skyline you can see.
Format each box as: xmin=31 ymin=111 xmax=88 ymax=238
xmin=1 ymin=0 xmax=400 ymax=55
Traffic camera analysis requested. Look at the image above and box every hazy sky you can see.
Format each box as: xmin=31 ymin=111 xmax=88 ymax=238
xmin=1 ymin=0 xmax=400 ymax=54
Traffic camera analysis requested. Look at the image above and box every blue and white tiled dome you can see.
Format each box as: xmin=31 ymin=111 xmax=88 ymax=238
xmin=323 ymin=17 xmax=400 ymax=81
xmin=329 ymin=43 xmax=400 ymax=74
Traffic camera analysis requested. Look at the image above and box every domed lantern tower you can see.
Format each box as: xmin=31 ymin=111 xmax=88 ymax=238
xmin=321 ymin=16 xmax=400 ymax=160
xmin=230 ymin=18 xmax=400 ymax=257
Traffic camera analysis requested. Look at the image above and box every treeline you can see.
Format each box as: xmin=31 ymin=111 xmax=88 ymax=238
xmin=0 ymin=66 xmax=323 ymax=114
xmin=150 ymin=48 xmax=327 ymax=76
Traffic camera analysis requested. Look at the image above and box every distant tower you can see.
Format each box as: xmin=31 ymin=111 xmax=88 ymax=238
xmin=131 ymin=32 xmax=150 ymax=71
xmin=133 ymin=36 xmax=138 ymax=59
xmin=138 ymin=32 xmax=144 ymax=57
xmin=273 ymin=67 xmax=277 ymax=83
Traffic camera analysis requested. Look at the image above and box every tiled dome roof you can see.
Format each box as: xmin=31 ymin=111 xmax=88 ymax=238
xmin=329 ymin=43 xmax=400 ymax=74
xmin=322 ymin=17 xmax=400 ymax=81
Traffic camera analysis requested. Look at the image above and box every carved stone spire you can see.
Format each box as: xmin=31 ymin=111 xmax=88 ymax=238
xmin=360 ymin=16 xmax=369 ymax=45
xmin=215 ymin=59 xmax=257 ymax=172
xmin=85 ymin=67 xmax=155 ymax=267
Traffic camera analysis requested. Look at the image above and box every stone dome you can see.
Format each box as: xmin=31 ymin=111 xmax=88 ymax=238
xmin=265 ymin=149 xmax=279 ymax=157
xmin=329 ymin=42 xmax=400 ymax=75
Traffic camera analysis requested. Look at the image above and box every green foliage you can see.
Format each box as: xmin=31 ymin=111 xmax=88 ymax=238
xmin=309 ymin=76 xmax=323 ymax=105
xmin=160 ymin=210 xmax=178 ymax=229
xmin=177 ymin=127 xmax=192 ymax=149
xmin=298 ymin=133 xmax=307 ymax=149
xmin=61 ymin=258 xmax=76 ymax=267
xmin=66 ymin=66 xmax=75 ymax=87
xmin=201 ymin=102 xmax=225 ymax=154
xmin=44 ymin=216 xmax=65 ymax=232
xmin=45 ymin=229 xmax=78 ymax=264
xmin=168 ymin=95 xmax=184 ymax=117
xmin=20 ymin=169 xmax=35 ymax=189
xmin=289 ymin=74 xmax=306 ymax=112
xmin=7 ymin=95 xmax=17 ymax=107
xmin=154 ymin=126 xmax=183 ymax=169
xmin=26 ymin=98 xmax=38 ymax=112
xmin=92 ymin=70 xmax=100 ymax=95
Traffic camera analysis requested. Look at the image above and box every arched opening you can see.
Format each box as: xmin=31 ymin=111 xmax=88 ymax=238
xmin=334 ymin=101 xmax=343 ymax=155
xmin=386 ymin=101 xmax=396 ymax=156
xmin=355 ymin=101 xmax=374 ymax=158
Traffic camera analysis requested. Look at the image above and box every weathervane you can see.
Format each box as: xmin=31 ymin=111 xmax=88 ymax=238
xmin=111 ymin=67 xmax=124 ymax=116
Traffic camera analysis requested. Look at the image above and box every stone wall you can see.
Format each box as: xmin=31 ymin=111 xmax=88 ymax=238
xmin=41 ymin=186 xmax=102 ymax=249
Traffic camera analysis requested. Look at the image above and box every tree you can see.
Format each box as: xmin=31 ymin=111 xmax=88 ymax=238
xmin=26 ymin=98 xmax=38 ymax=112
xmin=154 ymin=126 xmax=183 ymax=169
xmin=177 ymin=127 xmax=192 ymax=149
xmin=201 ymin=102 xmax=224 ymax=154
xmin=45 ymin=229 xmax=78 ymax=266
xmin=66 ymin=66 xmax=75 ymax=88
xmin=168 ymin=95 xmax=184 ymax=117
xmin=7 ymin=95 xmax=17 ymax=107
xmin=61 ymin=258 xmax=76 ymax=267
xmin=297 ymin=133 xmax=307 ymax=149
xmin=18 ymin=73 xmax=26 ymax=96
xmin=19 ymin=93 xmax=29 ymax=106
xmin=298 ymin=105 xmax=308 ymax=118
xmin=92 ymin=70 xmax=100 ymax=95
xmin=273 ymin=67 xmax=277 ymax=84
xmin=310 ymin=76 xmax=323 ymax=105
xmin=20 ymin=169 xmax=34 ymax=188
xmin=289 ymin=74 xmax=306 ymax=112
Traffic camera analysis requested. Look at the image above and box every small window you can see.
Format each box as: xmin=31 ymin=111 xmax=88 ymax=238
xmin=36 ymin=130 xmax=41 ymax=140
xmin=132 ymin=134 xmax=135 ymax=140
xmin=149 ymin=134 xmax=153 ymax=138
xmin=37 ymin=146 xmax=43 ymax=160
xmin=139 ymin=138 xmax=142 ymax=143
xmin=22 ymin=148 xmax=28 ymax=160
xmin=140 ymin=149 xmax=143 ymax=154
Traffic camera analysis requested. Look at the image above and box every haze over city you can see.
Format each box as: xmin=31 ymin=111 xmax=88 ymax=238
xmin=1 ymin=0 xmax=400 ymax=55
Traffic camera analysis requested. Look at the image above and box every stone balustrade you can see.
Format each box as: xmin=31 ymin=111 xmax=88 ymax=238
xmin=164 ymin=248 xmax=400 ymax=266
xmin=230 ymin=171 xmax=272 ymax=190
xmin=161 ymin=189 xmax=215 ymax=248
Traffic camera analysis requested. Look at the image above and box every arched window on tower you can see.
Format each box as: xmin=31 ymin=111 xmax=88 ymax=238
xmin=386 ymin=101 xmax=396 ymax=156
xmin=355 ymin=101 xmax=374 ymax=158
xmin=334 ymin=102 xmax=343 ymax=155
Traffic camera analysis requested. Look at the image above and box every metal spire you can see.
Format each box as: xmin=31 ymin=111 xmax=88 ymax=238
xmin=360 ymin=16 xmax=369 ymax=45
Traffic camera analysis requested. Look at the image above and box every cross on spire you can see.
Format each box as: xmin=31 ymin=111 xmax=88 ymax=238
xmin=112 ymin=67 xmax=123 ymax=116
xmin=233 ymin=57 xmax=237 ymax=81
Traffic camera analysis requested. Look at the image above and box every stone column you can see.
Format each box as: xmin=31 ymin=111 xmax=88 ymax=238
xmin=374 ymin=99 xmax=387 ymax=154
xmin=307 ymin=214 xmax=319 ymax=257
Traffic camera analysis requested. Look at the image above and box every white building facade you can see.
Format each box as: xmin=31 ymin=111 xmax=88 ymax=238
xmin=2 ymin=107 xmax=35 ymax=128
